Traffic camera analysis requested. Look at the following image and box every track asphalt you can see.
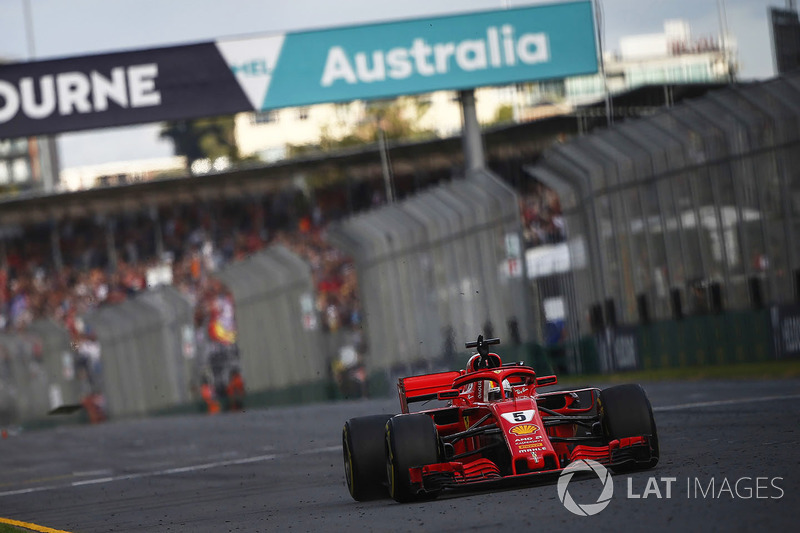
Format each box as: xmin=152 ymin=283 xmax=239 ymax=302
xmin=1 ymin=379 xmax=798 ymax=532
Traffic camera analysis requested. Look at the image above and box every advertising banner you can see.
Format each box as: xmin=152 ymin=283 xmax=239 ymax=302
xmin=0 ymin=1 xmax=597 ymax=138
xmin=771 ymin=304 xmax=800 ymax=359
xmin=0 ymin=43 xmax=251 ymax=138
xmin=596 ymin=325 xmax=640 ymax=372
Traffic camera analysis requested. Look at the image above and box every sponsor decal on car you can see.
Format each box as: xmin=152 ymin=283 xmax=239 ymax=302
xmin=501 ymin=410 xmax=536 ymax=424
xmin=517 ymin=442 xmax=545 ymax=449
xmin=513 ymin=435 xmax=544 ymax=443
xmin=509 ymin=423 xmax=540 ymax=436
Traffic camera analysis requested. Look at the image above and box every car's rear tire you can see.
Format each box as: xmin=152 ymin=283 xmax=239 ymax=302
xmin=385 ymin=413 xmax=440 ymax=503
xmin=600 ymin=384 xmax=659 ymax=472
xmin=343 ymin=414 xmax=394 ymax=501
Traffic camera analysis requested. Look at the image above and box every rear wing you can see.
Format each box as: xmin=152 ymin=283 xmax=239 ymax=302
xmin=397 ymin=371 xmax=462 ymax=413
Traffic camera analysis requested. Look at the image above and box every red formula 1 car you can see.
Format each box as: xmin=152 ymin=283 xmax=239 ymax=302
xmin=343 ymin=335 xmax=659 ymax=502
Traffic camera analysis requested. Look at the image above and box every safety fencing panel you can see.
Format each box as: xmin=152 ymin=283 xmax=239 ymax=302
xmin=0 ymin=334 xmax=15 ymax=425
xmin=216 ymin=245 xmax=327 ymax=397
xmin=526 ymin=73 xmax=800 ymax=373
xmin=137 ymin=287 xmax=196 ymax=407
xmin=0 ymin=331 xmax=47 ymax=424
xmin=26 ymin=319 xmax=83 ymax=412
xmin=83 ymin=286 xmax=195 ymax=418
xmin=326 ymin=168 xmax=535 ymax=378
xmin=0 ymin=320 xmax=78 ymax=426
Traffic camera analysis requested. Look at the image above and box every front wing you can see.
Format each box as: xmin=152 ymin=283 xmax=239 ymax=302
xmin=409 ymin=437 xmax=651 ymax=494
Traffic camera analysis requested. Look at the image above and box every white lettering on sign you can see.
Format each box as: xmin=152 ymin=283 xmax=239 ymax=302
xmin=0 ymin=63 xmax=161 ymax=123
xmin=91 ymin=68 xmax=128 ymax=111
xmin=613 ymin=335 xmax=637 ymax=370
xmin=127 ymin=64 xmax=161 ymax=107
xmin=783 ymin=316 xmax=800 ymax=353
xmin=320 ymin=25 xmax=549 ymax=87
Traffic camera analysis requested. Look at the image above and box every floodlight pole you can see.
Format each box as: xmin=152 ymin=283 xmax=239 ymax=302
xmin=23 ymin=0 xmax=61 ymax=269
xmin=460 ymin=88 xmax=536 ymax=345
xmin=460 ymin=89 xmax=485 ymax=172
xmin=378 ymin=126 xmax=395 ymax=203
xmin=592 ymin=0 xmax=613 ymax=127
xmin=22 ymin=0 xmax=36 ymax=58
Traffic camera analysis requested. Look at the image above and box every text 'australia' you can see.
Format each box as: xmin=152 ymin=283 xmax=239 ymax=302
xmin=321 ymin=25 xmax=550 ymax=87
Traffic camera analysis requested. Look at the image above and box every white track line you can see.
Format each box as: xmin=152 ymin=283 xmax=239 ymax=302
xmin=0 ymin=448 xmax=346 ymax=498
xmin=0 ymin=453 xmax=278 ymax=498
xmin=299 ymin=445 xmax=340 ymax=455
xmin=654 ymin=394 xmax=800 ymax=412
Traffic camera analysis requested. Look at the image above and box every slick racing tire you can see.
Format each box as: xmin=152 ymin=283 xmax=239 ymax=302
xmin=385 ymin=413 xmax=440 ymax=503
xmin=600 ymin=384 xmax=659 ymax=472
xmin=343 ymin=414 xmax=394 ymax=501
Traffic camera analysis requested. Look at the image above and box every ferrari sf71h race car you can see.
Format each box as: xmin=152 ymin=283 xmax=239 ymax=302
xmin=343 ymin=335 xmax=659 ymax=502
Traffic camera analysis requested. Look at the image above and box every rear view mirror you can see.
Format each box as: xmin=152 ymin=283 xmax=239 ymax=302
xmin=536 ymin=375 xmax=558 ymax=387
xmin=437 ymin=389 xmax=460 ymax=400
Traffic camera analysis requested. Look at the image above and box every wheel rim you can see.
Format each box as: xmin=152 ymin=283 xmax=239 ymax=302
xmin=342 ymin=429 xmax=354 ymax=493
xmin=386 ymin=425 xmax=396 ymax=498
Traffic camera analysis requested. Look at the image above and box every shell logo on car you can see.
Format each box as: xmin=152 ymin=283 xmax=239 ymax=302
xmin=509 ymin=424 xmax=540 ymax=436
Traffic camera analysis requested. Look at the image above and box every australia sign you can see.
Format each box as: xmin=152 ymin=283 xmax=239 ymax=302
xmin=0 ymin=1 xmax=597 ymax=138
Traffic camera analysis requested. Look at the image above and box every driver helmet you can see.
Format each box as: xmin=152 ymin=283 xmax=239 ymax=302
xmin=488 ymin=379 xmax=513 ymax=401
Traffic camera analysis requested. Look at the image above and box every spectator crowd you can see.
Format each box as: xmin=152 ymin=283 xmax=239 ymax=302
xmin=0 ymin=188 xmax=369 ymax=333
xmin=520 ymin=182 xmax=566 ymax=248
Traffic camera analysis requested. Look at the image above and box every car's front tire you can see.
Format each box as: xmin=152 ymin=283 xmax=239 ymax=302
xmin=385 ymin=413 xmax=440 ymax=503
xmin=600 ymin=384 xmax=659 ymax=472
xmin=343 ymin=414 xmax=394 ymax=501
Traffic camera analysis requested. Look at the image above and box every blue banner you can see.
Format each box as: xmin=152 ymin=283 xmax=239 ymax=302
xmin=219 ymin=1 xmax=598 ymax=110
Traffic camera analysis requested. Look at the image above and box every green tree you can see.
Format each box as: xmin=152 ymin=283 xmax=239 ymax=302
xmin=287 ymin=97 xmax=436 ymax=157
xmin=489 ymin=104 xmax=514 ymax=126
xmin=159 ymin=115 xmax=240 ymax=170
